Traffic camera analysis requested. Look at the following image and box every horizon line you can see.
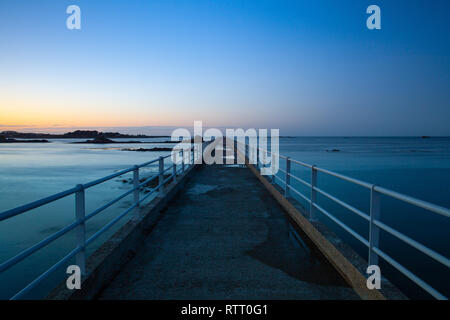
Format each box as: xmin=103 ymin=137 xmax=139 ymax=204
xmin=1 ymin=129 xmax=449 ymax=138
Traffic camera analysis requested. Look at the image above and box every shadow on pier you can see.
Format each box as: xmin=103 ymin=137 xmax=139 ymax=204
xmin=98 ymin=165 xmax=358 ymax=299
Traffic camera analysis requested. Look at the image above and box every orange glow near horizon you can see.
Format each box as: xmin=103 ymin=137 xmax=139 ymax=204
xmin=0 ymin=110 xmax=184 ymax=128
xmin=0 ymin=100 xmax=197 ymax=129
xmin=0 ymin=93 xmax=268 ymax=130
xmin=0 ymin=78 xmax=282 ymax=131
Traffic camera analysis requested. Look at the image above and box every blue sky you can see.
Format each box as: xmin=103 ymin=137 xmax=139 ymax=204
xmin=0 ymin=0 xmax=449 ymax=135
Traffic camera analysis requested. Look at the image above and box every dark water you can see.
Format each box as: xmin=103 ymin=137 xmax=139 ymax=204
xmin=273 ymin=137 xmax=450 ymax=299
xmin=0 ymin=138 xmax=174 ymax=299
xmin=0 ymin=137 xmax=449 ymax=299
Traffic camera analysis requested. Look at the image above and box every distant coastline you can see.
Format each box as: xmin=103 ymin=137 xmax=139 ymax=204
xmin=0 ymin=136 xmax=49 ymax=143
xmin=1 ymin=130 xmax=447 ymax=143
xmin=0 ymin=130 xmax=170 ymax=139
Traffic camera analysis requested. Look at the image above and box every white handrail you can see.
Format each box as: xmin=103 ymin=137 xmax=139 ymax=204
xmin=1 ymin=140 xmax=449 ymax=300
xmin=0 ymin=147 xmax=197 ymax=300
xmin=238 ymin=139 xmax=449 ymax=300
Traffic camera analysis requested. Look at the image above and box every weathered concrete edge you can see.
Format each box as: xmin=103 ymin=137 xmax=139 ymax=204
xmin=245 ymin=162 xmax=388 ymax=300
xmin=46 ymin=164 xmax=198 ymax=300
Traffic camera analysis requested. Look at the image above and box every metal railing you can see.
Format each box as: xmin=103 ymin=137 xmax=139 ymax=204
xmin=237 ymin=141 xmax=450 ymax=300
xmin=0 ymin=147 xmax=197 ymax=300
xmin=1 ymin=139 xmax=448 ymax=299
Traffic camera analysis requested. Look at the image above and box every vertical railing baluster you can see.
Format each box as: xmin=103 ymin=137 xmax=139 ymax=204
xmin=245 ymin=143 xmax=248 ymax=163
xmin=133 ymin=165 xmax=140 ymax=218
xmin=181 ymin=149 xmax=185 ymax=172
xmin=285 ymin=157 xmax=291 ymax=197
xmin=259 ymin=147 xmax=263 ymax=170
xmin=261 ymin=149 xmax=265 ymax=172
xmin=271 ymin=152 xmax=275 ymax=183
xmin=256 ymin=145 xmax=259 ymax=169
xmin=172 ymin=160 xmax=177 ymax=182
xmin=75 ymin=184 xmax=86 ymax=275
xmin=235 ymin=139 xmax=240 ymax=165
xmin=310 ymin=165 xmax=317 ymax=221
xmin=369 ymin=186 xmax=380 ymax=266
xmin=158 ymin=156 xmax=165 ymax=196
xmin=264 ymin=149 xmax=267 ymax=172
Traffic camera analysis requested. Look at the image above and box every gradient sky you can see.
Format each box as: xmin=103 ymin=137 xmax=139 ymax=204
xmin=0 ymin=0 xmax=449 ymax=135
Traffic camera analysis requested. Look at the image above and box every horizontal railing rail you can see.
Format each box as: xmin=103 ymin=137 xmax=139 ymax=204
xmin=236 ymin=140 xmax=449 ymax=300
xmin=1 ymin=139 xmax=448 ymax=300
xmin=0 ymin=146 xmax=198 ymax=300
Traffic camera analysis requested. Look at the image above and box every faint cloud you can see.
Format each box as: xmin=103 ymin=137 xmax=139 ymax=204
xmin=0 ymin=124 xmax=36 ymax=127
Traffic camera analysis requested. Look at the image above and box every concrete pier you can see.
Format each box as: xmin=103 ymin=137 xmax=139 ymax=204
xmin=98 ymin=165 xmax=359 ymax=299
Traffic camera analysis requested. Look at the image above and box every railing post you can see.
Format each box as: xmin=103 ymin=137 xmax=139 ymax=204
xmin=172 ymin=161 xmax=177 ymax=182
xmin=158 ymin=156 xmax=165 ymax=196
xmin=263 ymin=149 xmax=267 ymax=172
xmin=271 ymin=153 xmax=275 ymax=183
xmin=245 ymin=143 xmax=248 ymax=163
xmin=75 ymin=184 xmax=86 ymax=275
xmin=256 ymin=146 xmax=259 ymax=169
xmin=181 ymin=149 xmax=185 ymax=172
xmin=260 ymin=149 xmax=264 ymax=172
xmin=285 ymin=157 xmax=291 ymax=197
xmin=369 ymin=185 xmax=380 ymax=266
xmin=133 ymin=165 xmax=140 ymax=218
xmin=310 ymin=165 xmax=317 ymax=221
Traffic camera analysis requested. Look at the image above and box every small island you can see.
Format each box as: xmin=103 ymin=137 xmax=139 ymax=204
xmin=0 ymin=130 xmax=169 ymax=139
xmin=121 ymin=147 xmax=173 ymax=152
xmin=72 ymin=136 xmax=145 ymax=144
xmin=0 ymin=136 xmax=49 ymax=143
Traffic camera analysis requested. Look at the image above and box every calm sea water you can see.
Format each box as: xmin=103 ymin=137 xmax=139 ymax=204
xmin=0 ymin=137 xmax=449 ymax=299
xmin=0 ymin=138 xmax=175 ymax=299
xmin=275 ymin=137 xmax=450 ymax=299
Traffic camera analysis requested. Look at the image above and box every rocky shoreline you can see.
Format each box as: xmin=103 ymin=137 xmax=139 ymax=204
xmin=121 ymin=147 xmax=173 ymax=152
xmin=0 ymin=130 xmax=169 ymax=139
xmin=0 ymin=136 xmax=49 ymax=143
xmin=71 ymin=137 xmax=145 ymax=144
